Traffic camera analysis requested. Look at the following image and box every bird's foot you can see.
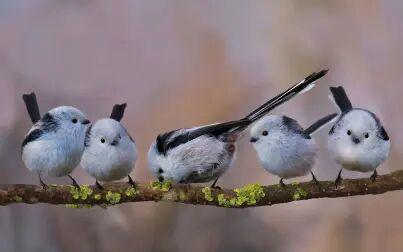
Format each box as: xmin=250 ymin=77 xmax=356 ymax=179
xmin=370 ymin=170 xmax=378 ymax=182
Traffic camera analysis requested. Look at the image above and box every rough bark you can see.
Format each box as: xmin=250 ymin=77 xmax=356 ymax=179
xmin=1 ymin=170 xmax=403 ymax=208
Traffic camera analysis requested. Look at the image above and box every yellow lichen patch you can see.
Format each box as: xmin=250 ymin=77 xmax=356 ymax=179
xmin=125 ymin=187 xmax=138 ymax=197
xmin=234 ymin=183 xmax=266 ymax=206
xmin=93 ymin=194 xmax=102 ymax=200
xmin=105 ymin=191 xmax=121 ymax=204
xmin=217 ymin=184 xmax=266 ymax=208
xmin=150 ymin=181 xmax=171 ymax=192
xmin=69 ymin=185 xmax=93 ymax=200
xmin=202 ymin=187 xmax=214 ymax=202
xmin=13 ymin=196 xmax=23 ymax=202
xmin=293 ymin=187 xmax=308 ymax=201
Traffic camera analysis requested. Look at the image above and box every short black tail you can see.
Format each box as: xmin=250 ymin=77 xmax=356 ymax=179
xmin=329 ymin=86 xmax=353 ymax=112
xmin=22 ymin=92 xmax=41 ymax=124
xmin=245 ymin=69 xmax=329 ymax=123
xmin=304 ymin=113 xmax=338 ymax=136
xmin=110 ymin=103 xmax=127 ymax=122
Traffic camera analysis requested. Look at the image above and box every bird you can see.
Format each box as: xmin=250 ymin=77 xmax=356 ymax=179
xmin=327 ymin=86 xmax=390 ymax=186
xmin=80 ymin=103 xmax=137 ymax=189
xmin=21 ymin=92 xmax=90 ymax=189
xmin=147 ymin=69 xmax=329 ymax=188
xmin=249 ymin=113 xmax=337 ymax=187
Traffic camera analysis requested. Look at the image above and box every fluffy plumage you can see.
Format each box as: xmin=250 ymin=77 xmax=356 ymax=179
xmin=250 ymin=114 xmax=337 ymax=184
xmin=148 ymin=70 xmax=329 ymax=185
xmin=81 ymin=104 xmax=137 ymax=186
xmin=22 ymin=100 xmax=90 ymax=188
xmin=327 ymin=86 xmax=390 ymax=184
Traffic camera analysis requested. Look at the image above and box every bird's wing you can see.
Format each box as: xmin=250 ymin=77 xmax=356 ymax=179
xmin=156 ymin=119 xmax=249 ymax=155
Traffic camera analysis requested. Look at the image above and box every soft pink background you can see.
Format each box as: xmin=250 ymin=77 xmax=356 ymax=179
xmin=0 ymin=1 xmax=402 ymax=251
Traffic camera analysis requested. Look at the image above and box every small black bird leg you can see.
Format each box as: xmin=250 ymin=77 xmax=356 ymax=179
xmin=335 ymin=168 xmax=343 ymax=188
xmin=280 ymin=178 xmax=286 ymax=188
xmin=310 ymin=171 xmax=320 ymax=186
xmin=68 ymin=175 xmax=80 ymax=190
xmin=210 ymin=178 xmax=221 ymax=190
xmin=370 ymin=170 xmax=378 ymax=182
xmin=128 ymin=175 xmax=136 ymax=189
xmin=38 ymin=175 xmax=48 ymax=190
xmin=95 ymin=180 xmax=104 ymax=190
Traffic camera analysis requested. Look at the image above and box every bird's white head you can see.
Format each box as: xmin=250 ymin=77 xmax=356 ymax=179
xmin=330 ymin=109 xmax=387 ymax=148
xmin=48 ymin=106 xmax=90 ymax=134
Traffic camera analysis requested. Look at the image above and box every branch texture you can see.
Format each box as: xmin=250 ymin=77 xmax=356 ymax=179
xmin=1 ymin=170 xmax=403 ymax=208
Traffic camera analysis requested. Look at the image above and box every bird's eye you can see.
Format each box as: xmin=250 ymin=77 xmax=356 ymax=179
xmin=72 ymin=118 xmax=78 ymax=124
xmin=347 ymin=130 xmax=352 ymax=136
xmin=262 ymin=130 xmax=268 ymax=136
xmin=100 ymin=138 xmax=106 ymax=143
xmin=365 ymin=133 xmax=369 ymax=138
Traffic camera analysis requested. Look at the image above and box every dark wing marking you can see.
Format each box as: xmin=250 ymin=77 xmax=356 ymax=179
xmin=22 ymin=92 xmax=41 ymax=124
xmin=41 ymin=113 xmax=59 ymax=132
xmin=22 ymin=113 xmax=59 ymax=150
xmin=110 ymin=103 xmax=127 ymax=122
xmin=379 ymin=127 xmax=389 ymax=141
xmin=246 ymin=70 xmax=328 ymax=122
xmin=329 ymin=86 xmax=353 ymax=112
xmin=84 ymin=125 xmax=93 ymax=147
xmin=304 ymin=113 xmax=338 ymax=136
xmin=21 ymin=128 xmax=43 ymax=150
xmin=156 ymin=130 xmax=176 ymax=154
xmin=282 ymin=116 xmax=308 ymax=138
xmin=156 ymin=120 xmax=250 ymax=155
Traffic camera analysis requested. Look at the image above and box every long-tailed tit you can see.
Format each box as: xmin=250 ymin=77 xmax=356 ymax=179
xmin=80 ymin=103 xmax=137 ymax=189
xmin=250 ymin=113 xmax=337 ymax=187
xmin=148 ymin=70 xmax=329 ymax=188
xmin=327 ymin=86 xmax=390 ymax=186
xmin=21 ymin=93 xmax=90 ymax=189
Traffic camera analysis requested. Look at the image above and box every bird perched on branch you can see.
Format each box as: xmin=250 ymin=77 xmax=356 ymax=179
xmin=81 ymin=103 xmax=137 ymax=189
xmin=327 ymin=86 xmax=390 ymax=186
xmin=250 ymin=113 xmax=337 ymax=187
xmin=148 ymin=70 xmax=329 ymax=188
xmin=21 ymin=93 xmax=90 ymax=189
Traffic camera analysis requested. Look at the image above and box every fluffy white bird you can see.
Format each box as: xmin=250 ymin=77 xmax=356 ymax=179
xmin=327 ymin=86 xmax=390 ymax=186
xmin=22 ymin=93 xmax=90 ymax=189
xmin=250 ymin=113 xmax=337 ymax=186
xmin=81 ymin=103 xmax=137 ymax=189
xmin=148 ymin=70 xmax=329 ymax=188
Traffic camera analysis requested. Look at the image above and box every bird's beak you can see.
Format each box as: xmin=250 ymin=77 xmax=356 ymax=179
xmin=250 ymin=137 xmax=258 ymax=143
xmin=82 ymin=119 xmax=91 ymax=125
xmin=352 ymin=137 xmax=361 ymax=144
xmin=111 ymin=137 xmax=120 ymax=146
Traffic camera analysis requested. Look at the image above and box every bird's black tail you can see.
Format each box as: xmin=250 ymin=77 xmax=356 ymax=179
xmin=304 ymin=113 xmax=338 ymax=136
xmin=244 ymin=69 xmax=329 ymax=123
xmin=329 ymin=86 xmax=353 ymax=112
xmin=22 ymin=92 xmax=41 ymax=124
xmin=110 ymin=103 xmax=127 ymax=122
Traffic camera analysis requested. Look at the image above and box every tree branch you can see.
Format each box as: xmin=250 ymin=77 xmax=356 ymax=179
xmin=1 ymin=170 xmax=403 ymax=208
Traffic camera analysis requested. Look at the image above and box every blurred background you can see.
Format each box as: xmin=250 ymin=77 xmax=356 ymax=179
xmin=0 ymin=0 xmax=402 ymax=251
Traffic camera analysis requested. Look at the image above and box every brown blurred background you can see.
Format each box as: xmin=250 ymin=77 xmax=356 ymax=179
xmin=0 ymin=0 xmax=402 ymax=251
